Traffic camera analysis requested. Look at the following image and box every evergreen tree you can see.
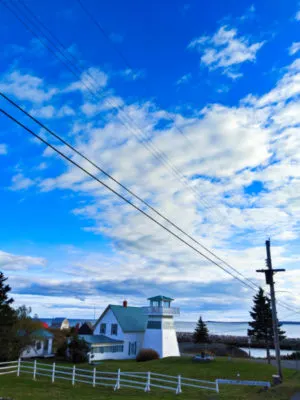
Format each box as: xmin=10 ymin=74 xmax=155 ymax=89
xmin=0 ymin=272 xmax=17 ymax=361
xmin=68 ymin=334 xmax=89 ymax=363
xmin=0 ymin=271 xmax=14 ymax=310
xmin=248 ymin=288 xmax=286 ymax=364
xmin=193 ymin=316 xmax=210 ymax=344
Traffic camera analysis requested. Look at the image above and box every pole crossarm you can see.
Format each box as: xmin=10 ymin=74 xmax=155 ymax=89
xmin=256 ymin=269 xmax=286 ymax=273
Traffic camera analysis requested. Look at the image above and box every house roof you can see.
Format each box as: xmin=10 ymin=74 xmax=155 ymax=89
xmin=148 ymin=295 xmax=174 ymax=302
xmin=94 ymin=305 xmax=148 ymax=333
xmin=18 ymin=328 xmax=53 ymax=338
xmin=110 ymin=305 xmax=148 ymax=332
xmin=33 ymin=329 xmax=54 ymax=338
xmin=79 ymin=334 xmax=124 ymax=345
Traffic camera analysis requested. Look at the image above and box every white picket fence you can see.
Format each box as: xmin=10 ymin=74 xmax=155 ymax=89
xmin=0 ymin=360 xmax=272 ymax=394
xmin=0 ymin=359 xmax=218 ymax=394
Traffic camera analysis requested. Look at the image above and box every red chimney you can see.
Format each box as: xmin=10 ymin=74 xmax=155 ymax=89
xmin=123 ymin=300 xmax=128 ymax=308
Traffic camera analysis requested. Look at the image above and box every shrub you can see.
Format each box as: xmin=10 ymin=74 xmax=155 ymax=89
xmin=56 ymin=341 xmax=68 ymax=358
xmin=68 ymin=335 xmax=89 ymax=363
xmin=283 ymin=351 xmax=300 ymax=360
xmin=136 ymin=348 xmax=159 ymax=362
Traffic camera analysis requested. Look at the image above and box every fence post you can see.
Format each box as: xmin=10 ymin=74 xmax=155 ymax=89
xmin=17 ymin=358 xmax=21 ymax=377
xmin=33 ymin=359 xmax=37 ymax=381
xmin=215 ymin=379 xmax=219 ymax=393
xmin=93 ymin=367 xmax=96 ymax=388
xmin=72 ymin=365 xmax=76 ymax=386
xmin=176 ymin=374 xmax=182 ymax=394
xmin=145 ymin=371 xmax=151 ymax=392
xmin=114 ymin=368 xmax=120 ymax=391
xmin=52 ymin=362 xmax=55 ymax=383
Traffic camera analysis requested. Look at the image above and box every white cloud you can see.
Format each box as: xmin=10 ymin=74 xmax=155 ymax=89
xmin=81 ymin=96 xmax=124 ymax=116
xmin=5 ymin=56 xmax=300 ymax=319
xmin=175 ymin=73 xmax=192 ymax=85
xmin=9 ymin=173 xmax=35 ymax=191
xmin=58 ymin=105 xmax=75 ymax=117
xmin=0 ymin=70 xmax=58 ymax=103
xmin=120 ymin=69 xmax=145 ymax=81
xmin=36 ymin=162 xmax=47 ymax=171
xmin=65 ymin=67 xmax=108 ymax=93
xmin=0 ymin=144 xmax=7 ymax=155
xmin=289 ymin=42 xmax=300 ymax=55
xmin=245 ymin=58 xmax=300 ymax=107
xmin=295 ymin=10 xmax=300 ymax=21
xmin=30 ymin=104 xmax=75 ymax=119
xmin=188 ymin=25 xmax=265 ymax=79
xmin=239 ymin=4 xmax=255 ymax=21
xmin=0 ymin=249 xmax=46 ymax=271
xmin=31 ymin=105 xmax=55 ymax=119
xmin=225 ymin=70 xmax=243 ymax=80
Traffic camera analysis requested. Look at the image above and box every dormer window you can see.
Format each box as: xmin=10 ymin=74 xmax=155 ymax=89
xmin=111 ymin=323 xmax=118 ymax=335
xmin=100 ymin=323 xmax=106 ymax=334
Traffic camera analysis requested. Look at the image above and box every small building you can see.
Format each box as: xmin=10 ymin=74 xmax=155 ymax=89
xmin=51 ymin=317 xmax=69 ymax=330
xmin=21 ymin=329 xmax=54 ymax=359
xmin=78 ymin=322 xmax=93 ymax=335
xmin=84 ymin=295 xmax=180 ymax=363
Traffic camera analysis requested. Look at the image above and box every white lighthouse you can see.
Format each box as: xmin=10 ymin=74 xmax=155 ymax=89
xmin=142 ymin=295 xmax=180 ymax=358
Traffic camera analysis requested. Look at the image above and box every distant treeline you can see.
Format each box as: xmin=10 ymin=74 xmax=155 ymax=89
xmin=177 ymin=332 xmax=300 ymax=351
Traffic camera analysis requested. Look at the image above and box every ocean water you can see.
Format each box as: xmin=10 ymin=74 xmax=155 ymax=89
xmin=42 ymin=318 xmax=300 ymax=339
xmin=175 ymin=321 xmax=300 ymax=338
xmin=239 ymin=347 xmax=295 ymax=358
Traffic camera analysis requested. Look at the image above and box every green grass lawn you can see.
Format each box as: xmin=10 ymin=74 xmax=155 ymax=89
xmin=0 ymin=357 xmax=299 ymax=400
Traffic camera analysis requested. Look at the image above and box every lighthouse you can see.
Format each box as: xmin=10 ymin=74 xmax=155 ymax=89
xmin=142 ymin=295 xmax=180 ymax=358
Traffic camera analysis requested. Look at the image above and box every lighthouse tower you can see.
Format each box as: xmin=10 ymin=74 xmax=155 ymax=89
xmin=142 ymin=295 xmax=180 ymax=358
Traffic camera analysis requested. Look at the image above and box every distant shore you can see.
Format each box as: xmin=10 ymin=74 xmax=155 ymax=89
xmin=177 ymin=332 xmax=300 ymax=351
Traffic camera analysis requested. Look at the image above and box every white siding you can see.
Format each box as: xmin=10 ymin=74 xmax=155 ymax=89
xmin=21 ymin=338 xmax=53 ymax=359
xmin=91 ymin=308 xmax=144 ymax=362
xmin=94 ymin=309 xmax=125 ymax=340
xmin=143 ymin=317 xmax=180 ymax=358
xmin=123 ymin=332 xmax=144 ymax=358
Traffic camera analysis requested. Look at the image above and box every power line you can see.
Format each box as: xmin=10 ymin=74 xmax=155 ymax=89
xmin=2 ymin=1 xmax=300 ymax=317
xmin=1 ymin=91 xmax=260 ymax=292
xmin=1 ymin=107 xmax=261 ymax=293
xmin=76 ymin=0 xmax=132 ymax=70
xmin=3 ymin=93 xmax=300 ymax=317
xmin=2 ymin=0 xmax=224 ymax=225
xmin=0 ymin=105 xmax=300 ymax=313
xmin=76 ymin=0 xmax=193 ymax=145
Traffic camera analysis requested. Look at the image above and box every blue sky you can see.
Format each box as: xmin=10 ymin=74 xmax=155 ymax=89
xmin=1 ymin=0 xmax=300 ymax=322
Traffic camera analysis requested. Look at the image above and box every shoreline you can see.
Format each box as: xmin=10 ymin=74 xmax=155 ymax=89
xmin=177 ymin=332 xmax=300 ymax=351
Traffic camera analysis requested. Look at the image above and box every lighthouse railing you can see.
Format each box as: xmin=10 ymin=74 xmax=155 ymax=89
xmin=142 ymin=306 xmax=180 ymax=315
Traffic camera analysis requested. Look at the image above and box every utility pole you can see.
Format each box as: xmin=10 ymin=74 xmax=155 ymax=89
xmin=257 ymin=239 xmax=285 ymax=381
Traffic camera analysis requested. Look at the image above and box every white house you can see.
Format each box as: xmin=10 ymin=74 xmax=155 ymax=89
xmin=84 ymin=295 xmax=180 ymax=363
xmin=21 ymin=329 xmax=54 ymax=359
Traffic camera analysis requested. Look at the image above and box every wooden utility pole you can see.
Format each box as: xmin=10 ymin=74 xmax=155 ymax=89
xmin=257 ymin=239 xmax=285 ymax=381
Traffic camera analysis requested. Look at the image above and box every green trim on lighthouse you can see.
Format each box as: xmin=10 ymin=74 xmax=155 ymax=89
xmin=147 ymin=295 xmax=174 ymax=302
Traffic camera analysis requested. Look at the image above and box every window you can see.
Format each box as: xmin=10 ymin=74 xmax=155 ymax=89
xmin=147 ymin=320 xmax=161 ymax=329
xmin=128 ymin=342 xmax=137 ymax=356
xmin=100 ymin=323 xmax=106 ymax=334
xmin=36 ymin=341 xmax=42 ymax=350
xmin=111 ymin=323 xmax=118 ymax=335
xmin=92 ymin=345 xmax=123 ymax=354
